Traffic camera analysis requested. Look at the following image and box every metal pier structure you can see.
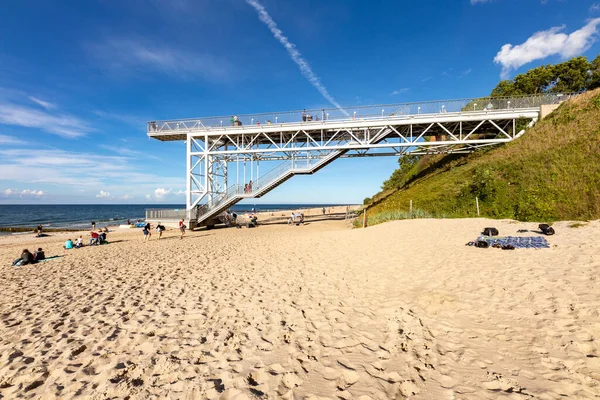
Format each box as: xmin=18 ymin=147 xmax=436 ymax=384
xmin=147 ymin=94 xmax=568 ymax=228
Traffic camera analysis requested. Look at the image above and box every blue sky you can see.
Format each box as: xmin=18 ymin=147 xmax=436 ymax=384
xmin=0 ymin=0 xmax=599 ymax=205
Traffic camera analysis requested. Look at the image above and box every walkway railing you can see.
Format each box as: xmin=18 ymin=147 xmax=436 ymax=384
xmin=147 ymin=93 xmax=574 ymax=135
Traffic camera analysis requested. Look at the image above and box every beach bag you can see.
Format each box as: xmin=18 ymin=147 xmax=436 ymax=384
xmin=539 ymin=224 xmax=555 ymax=235
xmin=482 ymin=227 xmax=499 ymax=236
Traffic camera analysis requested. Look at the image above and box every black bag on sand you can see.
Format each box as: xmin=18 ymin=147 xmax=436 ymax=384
xmin=482 ymin=227 xmax=499 ymax=236
xmin=539 ymin=224 xmax=555 ymax=235
xmin=476 ymin=240 xmax=489 ymax=248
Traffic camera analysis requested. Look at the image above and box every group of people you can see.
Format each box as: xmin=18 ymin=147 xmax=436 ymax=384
xmin=230 ymin=116 xmax=242 ymax=126
xmin=64 ymin=229 xmax=108 ymax=249
xmin=142 ymin=219 xmax=186 ymax=241
xmin=302 ymin=109 xmax=327 ymax=122
xmin=244 ymin=180 xmax=253 ymax=194
xmin=288 ymin=212 xmax=305 ymax=225
xmin=12 ymin=248 xmax=45 ymax=266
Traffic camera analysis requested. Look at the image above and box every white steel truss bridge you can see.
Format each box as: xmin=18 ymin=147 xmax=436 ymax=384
xmin=148 ymin=94 xmax=568 ymax=228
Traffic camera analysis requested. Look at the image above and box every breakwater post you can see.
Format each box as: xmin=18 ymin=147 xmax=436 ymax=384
xmin=476 ymin=197 xmax=480 ymax=216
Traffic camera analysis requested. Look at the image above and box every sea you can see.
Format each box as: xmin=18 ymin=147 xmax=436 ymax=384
xmin=0 ymin=204 xmax=345 ymax=233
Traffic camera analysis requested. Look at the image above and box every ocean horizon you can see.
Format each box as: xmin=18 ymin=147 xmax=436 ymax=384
xmin=0 ymin=203 xmax=355 ymax=232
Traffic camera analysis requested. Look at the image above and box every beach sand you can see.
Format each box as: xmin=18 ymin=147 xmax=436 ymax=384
xmin=1 ymin=216 xmax=599 ymax=399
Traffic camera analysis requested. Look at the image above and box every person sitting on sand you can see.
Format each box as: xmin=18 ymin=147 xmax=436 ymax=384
xmin=143 ymin=222 xmax=152 ymax=242
xmin=89 ymin=231 xmax=99 ymax=245
xmin=98 ymin=230 xmax=107 ymax=244
xmin=75 ymin=236 xmax=83 ymax=248
xmin=13 ymin=249 xmax=36 ymax=266
xmin=102 ymin=227 xmax=109 ymax=233
xmin=64 ymin=239 xmax=74 ymax=250
xmin=34 ymin=248 xmax=45 ymax=261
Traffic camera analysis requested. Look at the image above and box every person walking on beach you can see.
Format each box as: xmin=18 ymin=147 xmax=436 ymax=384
xmin=179 ymin=218 xmax=186 ymax=239
xmin=322 ymin=207 xmax=326 ymax=215
xmin=143 ymin=222 xmax=152 ymax=242
xmin=91 ymin=221 xmax=96 ymax=230
xmin=156 ymin=222 xmax=165 ymax=240
xmin=36 ymin=224 xmax=43 ymax=236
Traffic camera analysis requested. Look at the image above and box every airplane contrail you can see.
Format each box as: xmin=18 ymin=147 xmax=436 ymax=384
xmin=245 ymin=0 xmax=348 ymax=115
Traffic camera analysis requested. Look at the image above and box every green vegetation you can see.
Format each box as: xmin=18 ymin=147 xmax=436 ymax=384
xmin=363 ymin=55 xmax=600 ymax=226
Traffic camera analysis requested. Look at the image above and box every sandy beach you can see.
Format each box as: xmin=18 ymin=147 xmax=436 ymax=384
xmin=1 ymin=216 xmax=599 ymax=399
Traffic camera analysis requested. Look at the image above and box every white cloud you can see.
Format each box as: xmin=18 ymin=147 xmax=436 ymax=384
xmin=0 ymin=134 xmax=26 ymax=145
xmin=29 ymin=96 xmax=55 ymax=110
xmin=175 ymin=189 xmax=186 ymax=195
xmin=145 ymin=194 xmax=152 ymax=200
xmin=0 ymin=103 xmax=91 ymax=138
xmin=153 ymin=188 xmax=172 ymax=200
xmin=494 ymin=18 xmax=600 ymax=78
xmin=87 ymin=39 xmax=231 ymax=81
xmin=246 ymin=0 xmax=347 ymax=115
xmin=592 ymin=3 xmax=600 ymax=12
xmin=471 ymin=0 xmax=491 ymax=4
xmin=3 ymin=188 xmax=45 ymax=197
xmin=122 ymin=194 xmax=134 ymax=200
xmin=390 ymin=88 xmax=409 ymax=96
xmin=459 ymin=68 xmax=473 ymax=77
xmin=96 ymin=190 xmax=111 ymax=198
xmin=21 ymin=189 xmax=45 ymax=197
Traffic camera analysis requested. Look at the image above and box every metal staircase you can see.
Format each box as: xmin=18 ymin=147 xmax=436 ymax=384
xmin=196 ymin=149 xmax=347 ymax=226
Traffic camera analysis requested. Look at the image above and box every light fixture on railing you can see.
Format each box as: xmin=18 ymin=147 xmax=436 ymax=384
xmin=441 ymin=105 xmax=445 ymax=113
xmin=507 ymin=101 xmax=511 ymax=109
xmin=418 ymin=106 xmax=421 ymax=114
xmin=220 ymin=121 xmax=223 ymax=127
xmin=474 ymin=103 xmax=477 ymax=111
xmin=251 ymin=118 xmax=254 ymax=125
xmin=276 ymin=117 xmax=278 ymax=123
xmin=381 ymin=109 xmax=384 ymax=117
xmin=353 ymin=111 xmax=356 ymax=119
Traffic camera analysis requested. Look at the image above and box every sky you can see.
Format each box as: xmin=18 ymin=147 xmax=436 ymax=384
xmin=0 ymin=0 xmax=599 ymax=205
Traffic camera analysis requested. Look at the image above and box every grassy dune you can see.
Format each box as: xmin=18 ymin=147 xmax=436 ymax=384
xmin=365 ymin=89 xmax=600 ymax=224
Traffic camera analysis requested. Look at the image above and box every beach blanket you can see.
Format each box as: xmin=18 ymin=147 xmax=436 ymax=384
xmin=482 ymin=236 xmax=550 ymax=249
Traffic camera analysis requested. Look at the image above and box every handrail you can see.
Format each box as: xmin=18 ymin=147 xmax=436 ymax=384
xmin=196 ymin=150 xmax=345 ymax=221
xmin=147 ymin=93 xmax=575 ymax=134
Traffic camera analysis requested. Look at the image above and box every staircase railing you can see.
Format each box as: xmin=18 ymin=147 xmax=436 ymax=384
xmin=196 ymin=150 xmax=346 ymax=222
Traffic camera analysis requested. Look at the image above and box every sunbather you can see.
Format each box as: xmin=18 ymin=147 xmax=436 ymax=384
xmin=13 ymin=249 xmax=36 ymax=266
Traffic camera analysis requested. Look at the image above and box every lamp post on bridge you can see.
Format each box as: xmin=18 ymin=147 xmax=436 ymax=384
xmin=381 ymin=109 xmax=384 ymax=117
xmin=251 ymin=118 xmax=254 ymax=125
xmin=276 ymin=116 xmax=278 ymax=123
xmin=418 ymin=107 xmax=421 ymax=115
xmin=474 ymin=103 xmax=477 ymax=111
xmin=507 ymin=101 xmax=511 ymax=109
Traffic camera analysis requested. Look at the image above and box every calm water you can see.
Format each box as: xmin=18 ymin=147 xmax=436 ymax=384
xmin=0 ymin=203 xmax=344 ymax=231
